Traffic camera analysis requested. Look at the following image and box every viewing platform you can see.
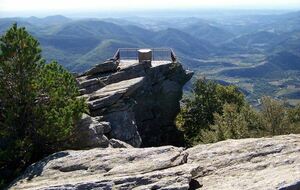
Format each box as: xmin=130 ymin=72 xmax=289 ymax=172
xmin=113 ymin=48 xmax=177 ymax=68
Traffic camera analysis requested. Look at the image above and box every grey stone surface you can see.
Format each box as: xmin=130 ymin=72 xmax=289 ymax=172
xmin=98 ymin=121 xmax=111 ymax=134
xmin=109 ymin=139 xmax=133 ymax=148
xmin=9 ymin=146 xmax=198 ymax=190
xmin=72 ymin=114 xmax=110 ymax=149
xmin=104 ymin=107 xmax=142 ymax=147
xmin=77 ymin=77 xmax=105 ymax=95
xmin=84 ymin=60 xmax=119 ymax=76
xmin=9 ymin=135 xmax=300 ymax=190
xmin=185 ymin=134 xmax=300 ymax=190
xmin=76 ymin=59 xmax=192 ymax=147
xmin=133 ymin=63 xmax=192 ymax=147
xmin=87 ymin=77 xmax=144 ymax=111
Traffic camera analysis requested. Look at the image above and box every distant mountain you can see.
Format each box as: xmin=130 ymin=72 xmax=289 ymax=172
xmin=0 ymin=18 xmax=36 ymax=34
xmin=267 ymin=51 xmax=300 ymax=70
xmin=265 ymin=11 xmax=300 ymax=32
xmin=214 ymin=11 xmax=300 ymax=37
xmin=53 ymin=20 xmax=129 ymax=38
xmin=26 ymin=15 xmax=72 ymax=26
xmin=220 ymin=51 xmax=300 ymax=78
xmin=1 ymin=12 xmax=300 ymax=75
xmin=181 ymin=21 xmax=234 ymax=44
xmin=268 ymin=30 xmax=300 ymax=56
xmin=73 ymin=39 xmax=139 ymax=71
xmin=0 ymin=17 xmax=216 ymax=71
xmin=231 ymin=31 xmax=283 ymax=48
xmin=36 ymin=23 xmax=143 ymax=70
xmin=1 ymin=12 xmax=300 ymax=105
xmin=152 ymin=28 xmax=214 ymax=57
xmin=218 ymin=30 xmax=300 ymax=56
xmin=217 ymin=28 xmax=300 ymax=55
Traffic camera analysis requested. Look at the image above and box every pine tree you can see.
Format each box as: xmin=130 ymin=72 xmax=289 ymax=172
xmin=0 ymin=24 xmax=86 ymax=187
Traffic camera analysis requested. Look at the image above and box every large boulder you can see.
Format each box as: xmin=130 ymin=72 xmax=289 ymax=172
xmin=133 ymin=63 xmax=193 ymax=146
xmin=9 ymin=134 xmax=300 ymax=190
xmin=77 ymin=59 xmax=192 ymax=147
xmin=109 ymin=139 xmax=133 ymax=148
xmin=87 ymin=77 xmax=144 ymax=112
xmin=71 ymin=114 xmax=110 ymax=149
xmin=104 ymin=106 xmax=142 ymax=147
xmin=83 ymin=60 xmax=119 ymax=76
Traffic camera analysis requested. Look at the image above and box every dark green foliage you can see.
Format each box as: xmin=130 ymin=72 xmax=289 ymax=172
xmin=287 ymin=105 xmax=300 ymax=133
xmin=1 ymin=13 xmax=300 ymax=106
xmin=0 ymin=24 xmax=86 ymax=187
xmin=33 ymin=62 xmax=87 ymax=153
xmin=260 ymin=96 xmax=300 ymax=135
xmin=288 ymin=104 xmax=300 ymax=123
xmin=200 ymin=103 xmax=266 ymax=143
xmin=177 ymin=78 xmax=300 ymax=145
xmin=177 ymin=78 xmax=245 ymax=145
xmin=261 ymin=96 xmax=287 ymax=135
xmin=200 ymin=96 xmax=300 ymax=143
xmin=201 ymin=104 xmax=251 ymax=143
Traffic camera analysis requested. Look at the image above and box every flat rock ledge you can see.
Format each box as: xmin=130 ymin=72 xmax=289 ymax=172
xmin=9 ymin=134 xmax=300 ymax=190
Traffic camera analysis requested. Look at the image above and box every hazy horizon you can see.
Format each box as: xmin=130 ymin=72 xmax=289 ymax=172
xmin=1 ymin=9 xmax=300 ymax=19
xmin=1 ymin=0 xmax=300 ymax=18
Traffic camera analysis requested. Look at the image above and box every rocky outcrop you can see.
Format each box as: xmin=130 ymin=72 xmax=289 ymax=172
xmin=76 ymin=59 xmax=193 ymax=147
xmin=186 ymin=134 xmax=300 ymax=190
xmin=10 ymin=134 xmax=300 ymax=189
xmin=10 ymin=146 xmax=199 ymax=190
xmin=71 ymin=114 xmax=110 ymax=149
xmin=109 ymin=139 xmax=133 ymax=148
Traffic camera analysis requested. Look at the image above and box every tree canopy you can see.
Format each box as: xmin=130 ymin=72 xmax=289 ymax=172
xmin=177 ymin=78 xmax=300 ymax=146
xmin=177 ymin=78 xmax=245 ymax=145
xmin=0 ymin=24 xmax=87 ymax=187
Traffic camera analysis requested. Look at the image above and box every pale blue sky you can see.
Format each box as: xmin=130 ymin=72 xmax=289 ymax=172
xmin=1 ymin=0 xmax=300 ymax=12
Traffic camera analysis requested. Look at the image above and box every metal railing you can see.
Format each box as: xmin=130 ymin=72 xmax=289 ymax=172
xmin=113 ymin=48 xmax=177 ymax=62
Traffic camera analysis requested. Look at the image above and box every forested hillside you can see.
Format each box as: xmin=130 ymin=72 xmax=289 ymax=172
xmin=1 ymin=11 xmax=300 ymax=105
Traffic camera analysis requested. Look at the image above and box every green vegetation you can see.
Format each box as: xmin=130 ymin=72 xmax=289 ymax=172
xmin=1 ymin=12 xmax=300 ymax=104
xmin=0 ymin=24 xmax=87 ymax=187
xmin=0 ymin=11 xmax=299 ymax=185
xmin=176 ymin=78 xmax=246 ymax=145
xmin=177 ymin=78 xmax=300 ymax=146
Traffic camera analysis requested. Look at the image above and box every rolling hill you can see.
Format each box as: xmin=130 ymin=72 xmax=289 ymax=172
xmin=181 ymin=21 xmax=234 ymax=44
xmin=1 ymin=12 xmax=300 ymax=105
xmin=220 ymin=51 xmax=300 ymax=78
xmin=0 ymin=17 xmax=217 ymax=71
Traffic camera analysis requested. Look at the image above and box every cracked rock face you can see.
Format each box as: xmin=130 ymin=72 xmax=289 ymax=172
xmin=186 ymin=134 xmax=300 ymax=190
xmin=10 ymin=146 xmax=199 ymax=190
xmin=9 ymin=134 xmax=300 ymax=190
xmin=76 ymin=59 xmax=193 ymax=147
